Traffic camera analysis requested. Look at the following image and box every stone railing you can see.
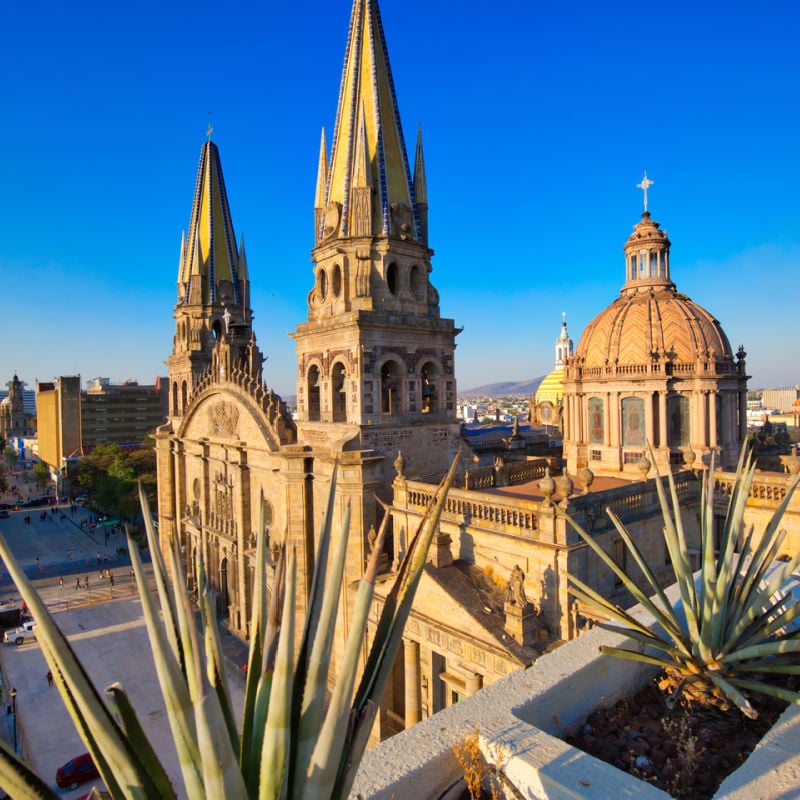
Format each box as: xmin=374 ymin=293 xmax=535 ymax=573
xmin=404 ymin=483 xmax=539 ymax=535
xmin=713 ymin=469 xmax=798 ymax=509
xmin=454 ymin=458 xmax=551 ymax=491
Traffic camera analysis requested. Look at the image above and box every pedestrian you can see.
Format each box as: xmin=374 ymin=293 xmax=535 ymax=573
xmin=58 ymin=576 xmax=63 ymax=590
xmin=109 ymin=573 xmax=114 ymax=587
xmin=35 ymin=556 xmax=39 ymax=568
xmin=46 ymin=670 xmax=54 ymax=687
xmin=84 ymin=576 xmax=89 ymax=590
xmin=75 ymin=577 xmax=80 ymax=590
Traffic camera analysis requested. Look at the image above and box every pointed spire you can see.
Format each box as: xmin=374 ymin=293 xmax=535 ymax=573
xmin=413 ymin=124 xmax=427 ymax=206
xmin=177 ymin=139 xmax=242 ymax=306
xmin=314 ymin=129 xmax=328 ymax=241
xmin=413 ymin=124 xmax=428 ymax=245
xmin=322 ymin=0 xmax=422 ymax=243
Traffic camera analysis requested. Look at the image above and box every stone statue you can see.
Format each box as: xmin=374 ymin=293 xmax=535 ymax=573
xmin=506 ymin=564 xmax=527 ymax=607
xmin=366 ymin=525 xmax=378 ymax=555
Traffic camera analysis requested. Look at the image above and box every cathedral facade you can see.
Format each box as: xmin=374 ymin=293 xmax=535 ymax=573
xmin=155 ymin=0 xmax=461 ymax=641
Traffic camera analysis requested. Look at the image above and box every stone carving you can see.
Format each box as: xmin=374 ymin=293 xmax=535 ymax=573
xmin=390 ymin=201 xmax=414 ymax=240
xmin=394 ymin=450 xmax=405 ymax=478
xmin=505 ymin=565 xmax=527 ymax=607
xmin=210 ymin=402 xmax=239 ymax=437
xmin=322 ymin=201 xmax=341 ymax=240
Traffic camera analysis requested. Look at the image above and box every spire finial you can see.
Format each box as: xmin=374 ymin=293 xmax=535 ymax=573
xmin=206 ymin=112 xmax=213 ymax=142
xmin=637 ymin=170 xmax=654 ymax=212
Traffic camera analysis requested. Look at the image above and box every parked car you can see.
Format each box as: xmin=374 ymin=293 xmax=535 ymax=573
xmin=55 ymin=753 xmax=99 ymax=790
xmin=0 ymin=510 xmax=9 ymax=519
xmin=3 ymin=620 xmax=36 ymax=646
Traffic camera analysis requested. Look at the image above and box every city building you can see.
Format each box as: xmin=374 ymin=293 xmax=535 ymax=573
xmin=0 ymin=374 xmax=35 ymax=445
xmin=760 ymin=386 xmax=800 ymax=413
xmin=36 ymin=375 xmax=168 ymax=489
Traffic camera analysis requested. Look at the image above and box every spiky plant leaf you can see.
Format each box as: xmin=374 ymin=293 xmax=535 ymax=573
xmin=566 ymin=441 xmax=800 ymax=718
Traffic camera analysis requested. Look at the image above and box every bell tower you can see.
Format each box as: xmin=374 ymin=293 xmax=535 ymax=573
xmin=292 ymin=0 xmax=460 ymax=485
xmin=166 ymin=131 xmax=263 ymax=424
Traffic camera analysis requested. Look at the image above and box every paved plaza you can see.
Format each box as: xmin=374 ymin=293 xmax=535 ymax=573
xmin=0 ymin=471 xmax=248 ymax=798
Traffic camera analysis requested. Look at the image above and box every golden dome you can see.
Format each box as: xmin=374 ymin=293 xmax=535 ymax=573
xmin=536 ymin=365 xmax=565 ymax=404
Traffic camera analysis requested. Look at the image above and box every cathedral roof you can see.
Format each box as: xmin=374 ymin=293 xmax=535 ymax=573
xmin=574 ymin=208 xmax=734 ymax=371
xmin=177 ymin=135 xmax=243 ymax=306
xmin=317 ymin=0 xmax=422 ymax=242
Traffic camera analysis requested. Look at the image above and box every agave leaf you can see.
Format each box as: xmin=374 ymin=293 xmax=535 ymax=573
xmin=603 ymin=506 xmax=685 ymax=641
xmin=0 ymin=738 xmax=61 ymax=799
xmin=194 ymin=685 xmax=248 ymax=800
xmin=331 ymin=700 xmax=378 ymax=800
xmin=293 ymin=502 xmax=353 ymax=799
xmin=247 ymin=545 xmax=287 ymax=793
xmin=0 ymin=534 xmax=161 ymax=799
xmin=650 ymin=464 xmax=702 ymax=647
xmin=105 ymin=685 xmax=179 ymax=799
xmin=728 ymin=678 xmax=800 ymax=706
xmin=241 ymin=494 xmax=269 ymax=772
xmin=259 ymin=548 xmax=297 ymax=800
xmin=567 ymin=578 xmax=667 ymax=641
xmin=561 ymin=511 xmax=688 ymax=649
xmin=706 ymin=671 xmax=756 ymax=719
xmin=302 ymin=507 xmax=381 ymax=799
xmin=599 ymin=645 xmax=677 ymax=671
xmin=128 ymin=530 xmax=206 ymax=798
xmin=197 ymin=579 xmax=240 ymax=758
xmin=334 ymin=454 xmax=460 ymax=799
xmin=590 ymin=622 xmax=692 ymax=658
xmin=136 ymin=482 xmax=187 ymax=674
xmin=721 ymin=638 xmax=800 ymax=663
xmin=723 ymin=550 xmax=800 ymax=651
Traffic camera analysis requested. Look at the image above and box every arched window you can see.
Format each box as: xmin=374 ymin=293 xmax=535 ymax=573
xmin=307 ymin=366 xmax=321 ymax=421
xmin=588 ymin=397 xmax=604 ymax=444
xmin=381 ymin=361 xmax=399 ymax=415
xmin=331 ymin=264 xmax=342 ymax=297
xmin=410 ymin=264 xmax=425 ymax=299
xmin=181 ymin=381 xmax=188 ymax=412
xmin=332 ymin=362 xmax=347 ymax=422
xmin=172 ymin=381 xmax=179 ymax=416
xmin=668 ymin=395 xmax=690 ymax=447
xmin=420 ymin=362 xmax=437 ymax=413
xmin=622 ymin=397 xmax=645 ymax=446
xmin=386 ymin=262 xmax=398 ymax=295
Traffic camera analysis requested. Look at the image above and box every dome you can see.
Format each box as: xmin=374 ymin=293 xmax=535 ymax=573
xmin=536 ymin=365 xmax=565 ymax=404
xmin=574 ymin=286 xmax=734 ymax=369
xmin=574 ymin=209 xmax=734 ymax=371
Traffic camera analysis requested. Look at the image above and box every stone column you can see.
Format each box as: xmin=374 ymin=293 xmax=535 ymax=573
xmin=466 ymin=673 xmax=483 ymax=697
xmin=604 ymin=392 xmax=611 ymax=446
xmin=658 ymin=391 xmax=668 ymax=450
xmin=645 ymin=392 xmax=655 ymax=447
xmin=404 ymin=639 xmax=421 ymax=728
xmin=709 ymin=390 xmax=718 ymax=448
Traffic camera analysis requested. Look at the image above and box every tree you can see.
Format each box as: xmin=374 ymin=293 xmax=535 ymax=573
xmin=32 ymin=461 xmax=50 ymax=490
xmin=0 ymin=461 xmax=8 ymax=495
xmin=75 ymin=444 xmax=158 ymax=518
xmin=4 ymin=446 xmax=18 ymax=467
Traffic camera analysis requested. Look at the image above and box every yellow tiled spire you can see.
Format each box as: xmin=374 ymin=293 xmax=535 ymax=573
xmin=178 ymin=138 xmax=242 ymax=306
xmin=319 ymin=0 xmax=421 ymax=243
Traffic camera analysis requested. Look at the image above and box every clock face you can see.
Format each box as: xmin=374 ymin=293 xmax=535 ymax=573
xmin=540 ymin=404 xmax=551 ymax=421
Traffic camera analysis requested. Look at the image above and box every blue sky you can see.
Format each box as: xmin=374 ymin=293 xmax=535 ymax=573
xmin=3 ymin=1 xmax=799 ymax=397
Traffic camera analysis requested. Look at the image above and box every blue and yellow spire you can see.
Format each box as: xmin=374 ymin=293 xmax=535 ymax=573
xmin=178 ymin=130 xmax=244 ymax=306
xmin=315 ymin=0 xmax=423 ymax=244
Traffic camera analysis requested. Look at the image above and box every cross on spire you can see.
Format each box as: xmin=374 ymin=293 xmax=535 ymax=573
xmin=637 ymin=170 xmax=654 ymax=212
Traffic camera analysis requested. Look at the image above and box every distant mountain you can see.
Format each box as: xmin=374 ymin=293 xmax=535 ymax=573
xmin=461 ymin=377 xmax=545 ymax=397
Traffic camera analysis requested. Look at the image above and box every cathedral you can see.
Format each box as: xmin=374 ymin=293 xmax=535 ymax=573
xmin=157 ymin=0 xmax=797 ymax=742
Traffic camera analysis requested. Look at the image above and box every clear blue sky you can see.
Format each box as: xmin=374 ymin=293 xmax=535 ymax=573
xmin=3 ymin=1 xmax=798 ymax=397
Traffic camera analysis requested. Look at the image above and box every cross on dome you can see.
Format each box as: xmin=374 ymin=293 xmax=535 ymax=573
xmin=637 ymin=170 xmax=654 ymax=212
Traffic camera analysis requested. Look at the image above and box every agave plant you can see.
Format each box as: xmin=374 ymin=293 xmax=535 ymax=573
xmin=0 ymin=453 xmax=460 ymax=799
xmin=563 ymin=445 xmax=800 ymax=719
